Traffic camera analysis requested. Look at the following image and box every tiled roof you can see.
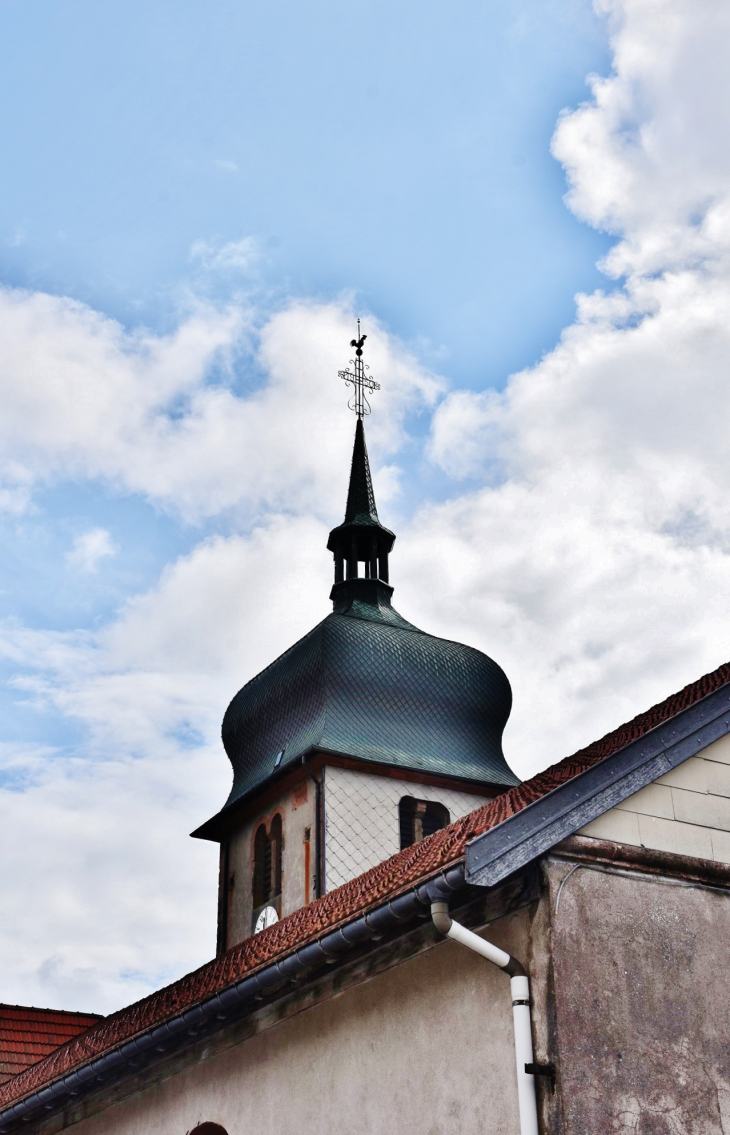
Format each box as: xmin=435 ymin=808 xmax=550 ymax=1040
xmin=2 ymin=657 xmax=729 ymax=1111
xmin=220 ymin=607 xmax=517 ymax=808
xmin=0 ymin=1006 xmax=102 ymax=1085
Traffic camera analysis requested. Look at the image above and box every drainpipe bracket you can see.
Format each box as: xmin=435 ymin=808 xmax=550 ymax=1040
xmin=525 ymin=1062 xmax=556 ymax=1093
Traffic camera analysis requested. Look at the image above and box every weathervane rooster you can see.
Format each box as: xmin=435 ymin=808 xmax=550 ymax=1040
xmin=338 ymin=319 xmax=381 ymax=418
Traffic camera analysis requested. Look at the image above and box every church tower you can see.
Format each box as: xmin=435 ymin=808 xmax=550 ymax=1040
xmin=193 ymin=327 xmax=519 ymax=953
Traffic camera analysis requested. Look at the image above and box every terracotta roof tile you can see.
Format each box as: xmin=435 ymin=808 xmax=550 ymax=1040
xmin=0 ymin=1006 xmax=102 ymax=1085
xmin=2 ymin=657 xmax=728 ymax=1110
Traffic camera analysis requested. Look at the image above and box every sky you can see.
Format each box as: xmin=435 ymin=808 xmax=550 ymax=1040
xmin=2 ymin=0 xmax=730 ymax=1014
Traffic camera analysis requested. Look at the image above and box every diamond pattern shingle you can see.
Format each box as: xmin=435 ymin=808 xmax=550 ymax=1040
xmin=221 ymin=604 xmax=517 ymax=808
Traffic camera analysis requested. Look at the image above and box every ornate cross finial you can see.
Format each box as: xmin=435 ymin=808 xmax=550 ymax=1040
xmin=338 ymin=319 xmax=381 ymax=418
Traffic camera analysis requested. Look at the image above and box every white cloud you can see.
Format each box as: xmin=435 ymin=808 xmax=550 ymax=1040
xmin=0 ymin=516 xmax=331 ymax=1013
xmin=422 ymin=0 xmax=730 ymax=769
xmin=0 ymin=737 xmax=221 ymax=1013
xmin=428 ymin=388 xmax=502 ymax=480
xmin=0 ymin=293 xmax=438 ymax=523
xmin=67 ymin=528 xmax=118 ymax=574
xmin=189 ymin=235 xmax=256 ymax=273
xmin=553 ymin=0 xmax=730 ymax=279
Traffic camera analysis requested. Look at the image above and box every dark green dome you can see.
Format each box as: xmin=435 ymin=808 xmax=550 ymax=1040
xmin=215 ymin=415 xmax=518 ymax=814
xmin=221 ymin=580 xmax=517 ymax=807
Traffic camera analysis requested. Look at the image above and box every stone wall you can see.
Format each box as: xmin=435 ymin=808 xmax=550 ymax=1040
xmin=545 ymin=853 xmax=730 ymax=1133
xmin=579 ymin=731 xmax=730 ymax=863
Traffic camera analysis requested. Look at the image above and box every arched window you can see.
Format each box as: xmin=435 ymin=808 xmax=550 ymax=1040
xmin=252 ymin=814 xmax=283 ymax=914
xmin=253 ymin=823 xmax=270 ymax=909
xmin=189 ymin=1125 xmax=229 ymax=1135
xmin=269 ymin=813 xmax=282 ymax=897
xmin=399 ymin=796 xmax=450 ymax=850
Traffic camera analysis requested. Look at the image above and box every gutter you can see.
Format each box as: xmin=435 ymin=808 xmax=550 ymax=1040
xmin=0 ymin=865 xmax=468 ymax=1133
xmin=431 ymin=902 xmax=539 ymax=1135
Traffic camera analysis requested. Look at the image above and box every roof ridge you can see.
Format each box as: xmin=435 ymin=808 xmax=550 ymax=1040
xmin=0 ymin=1006 xmax=101 ymax=1018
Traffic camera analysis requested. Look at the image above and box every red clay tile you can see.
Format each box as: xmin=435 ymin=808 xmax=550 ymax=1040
xmin=0 ymin=1006 xmax=102 ymax=1085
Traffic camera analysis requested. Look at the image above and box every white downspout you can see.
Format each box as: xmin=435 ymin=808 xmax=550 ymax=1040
xmin=431 ymin=901 xmax=539 ymax=1135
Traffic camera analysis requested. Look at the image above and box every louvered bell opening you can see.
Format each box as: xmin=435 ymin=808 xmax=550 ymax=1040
xmin=399 ymin=796 xmax=451 ymax=851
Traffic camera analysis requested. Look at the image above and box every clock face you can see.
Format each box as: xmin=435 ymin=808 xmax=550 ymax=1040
xmin=255 ymin=905 xmax=279 ymax=934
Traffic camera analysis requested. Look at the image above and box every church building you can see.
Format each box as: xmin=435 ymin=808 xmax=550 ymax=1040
xmin=1 ymin=331 xmax=729 ymax=1135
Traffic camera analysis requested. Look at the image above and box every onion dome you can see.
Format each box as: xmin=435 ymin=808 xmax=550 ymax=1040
xmin=217 ymin=416 xmax=518 ymax=814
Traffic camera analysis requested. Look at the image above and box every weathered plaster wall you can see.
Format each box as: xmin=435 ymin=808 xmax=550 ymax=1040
xmin=579 ymin=732 xmax=730 ymax=863
xmin=324 ymin=765 xmax=491 ymax=890
xmin=223 ymin=765 xmax=491 ymax=948
xmin=52 ymin=909 xmax=535 ymax=1135
xmin=546 ymin=856 xmax=730 ymax=1133
xmin=225 ymin=780 xmax=316 ymax=948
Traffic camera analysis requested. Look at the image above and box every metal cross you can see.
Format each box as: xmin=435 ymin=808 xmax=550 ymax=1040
xmin=338 ymin=319 xmax=381 ymax=418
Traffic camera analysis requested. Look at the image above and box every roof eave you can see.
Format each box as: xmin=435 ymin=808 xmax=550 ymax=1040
xmin=0 ymin=862 xmax=477 ymax=1131
xmin=466 ymin=675 xmax=730 ymax=888
xmin=192 ymin=746 xmax=519 ymax=841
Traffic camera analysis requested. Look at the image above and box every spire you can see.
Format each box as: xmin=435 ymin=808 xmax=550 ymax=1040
xmin=344 ymin=418 xmax=380 ymax=526
xmin=327 ymin=325 xmax=395 ymax=613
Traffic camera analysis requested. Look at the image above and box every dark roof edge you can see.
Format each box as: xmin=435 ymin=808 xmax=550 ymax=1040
xmin=466 ymin=677 xmax=730 ymax=887
xmin=193 ymin=748 xmax=518 ymax=841
xmin=0 ymin=866 xmax=467 ymax=1133
xmin=192 ymin=752 xmax=316 ymax=840
xmin=0 ymin=1006 xmax=102 ymax=1019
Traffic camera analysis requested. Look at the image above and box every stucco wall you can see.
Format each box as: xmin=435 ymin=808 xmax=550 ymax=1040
xmin=225 ymin=780 xmax=316 ymax=948
xmin=223 ymin=766 xmax=491 ymax=948
xmin=53 ymin=909 xmax=533 ymax=1135
xmin=546 ymin=855 xmax=730 ymax=1133
xmin=323 ymin=765 xmax=491 ymax=890
xmin=579 ymin=731 xmax=730 ymax=863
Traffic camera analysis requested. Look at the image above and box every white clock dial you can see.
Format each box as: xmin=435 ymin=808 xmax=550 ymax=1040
xmin=255 ymin=905 xmax=279 ymax=934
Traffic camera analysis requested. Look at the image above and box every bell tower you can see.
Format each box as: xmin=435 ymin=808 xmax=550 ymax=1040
xmin=193 ymin=325 xmax=518 ymax=954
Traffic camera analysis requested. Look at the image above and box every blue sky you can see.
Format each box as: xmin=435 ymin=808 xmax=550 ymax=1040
xmin=0 ymin=0 xmax=612 ymax=754
xmin=0 ymin=0 xmax=610 ymax=387
xmin=3 ymin=0 xmax=729 ymax=1012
